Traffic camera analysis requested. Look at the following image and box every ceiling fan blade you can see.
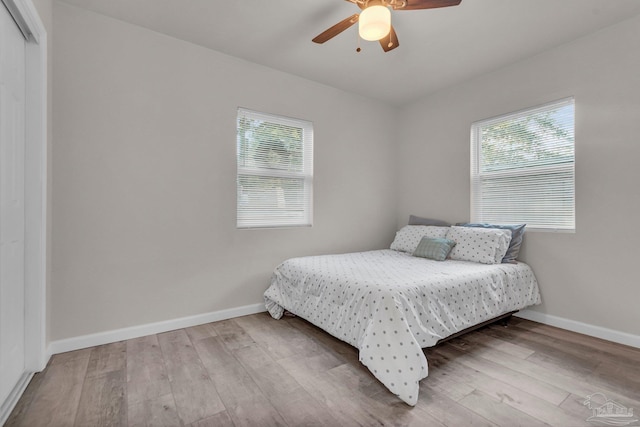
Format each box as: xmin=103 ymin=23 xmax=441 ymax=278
xmin=379 ymin=25 xmax=399 ymax=52
xmin=312 ymin=14 xmax=359 ymax=44
xmin=398 ymin=0 xmax=461 ymax=11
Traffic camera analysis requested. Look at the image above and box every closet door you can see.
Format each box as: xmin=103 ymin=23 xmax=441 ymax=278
xmin=0 ymin=1 xmax=27 ymax=405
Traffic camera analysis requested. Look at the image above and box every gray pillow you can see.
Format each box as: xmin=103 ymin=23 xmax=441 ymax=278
xmin=413 ymin=237 xmax=456 ymax=261
xmin=457 ymin=223 xmax=526 ymax=263
xmin=408 ymin=215 xmax=450 ymax=227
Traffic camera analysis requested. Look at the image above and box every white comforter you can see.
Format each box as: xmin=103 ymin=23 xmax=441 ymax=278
xmin=264 ymin=249 xmax=541 ymax=405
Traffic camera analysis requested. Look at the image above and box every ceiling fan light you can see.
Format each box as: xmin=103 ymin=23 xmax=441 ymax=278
xmin=358 ymin=5 xmax=391 ymax=41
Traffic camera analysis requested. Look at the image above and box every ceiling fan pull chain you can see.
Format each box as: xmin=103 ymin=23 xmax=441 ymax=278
xmin=356 ymin=30 xmax=362 ymax=52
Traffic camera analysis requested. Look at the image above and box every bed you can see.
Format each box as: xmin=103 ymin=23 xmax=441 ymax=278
xmin=264 ymin=224 xmax=541 ymax=405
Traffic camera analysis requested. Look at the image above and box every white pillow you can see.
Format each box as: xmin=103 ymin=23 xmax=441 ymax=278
xmin=446 ymin=226 xmax=512 ymax=264
xmin=390 ymin=225 xmax=450 ymax=253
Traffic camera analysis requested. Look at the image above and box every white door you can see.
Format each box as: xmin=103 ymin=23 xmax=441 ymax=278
xmin=0 ymin=1 xmax=27 ymax=405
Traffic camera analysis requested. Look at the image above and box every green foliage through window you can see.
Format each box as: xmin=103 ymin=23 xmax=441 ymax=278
xmin=480 ymin=105 xmax=574 ymax=173
xmin=238 ymin=118 xmax=304 ymax=172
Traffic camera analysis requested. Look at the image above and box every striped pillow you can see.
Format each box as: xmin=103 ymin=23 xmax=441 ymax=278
xmin=412 ymin=237 xmax=456 ymax=261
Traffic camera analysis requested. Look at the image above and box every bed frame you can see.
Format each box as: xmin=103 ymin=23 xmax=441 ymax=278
xmin=285 ymin=309 xmax=518 ymax=346
xmin=435 ymin=310 xmax=517 ymax=345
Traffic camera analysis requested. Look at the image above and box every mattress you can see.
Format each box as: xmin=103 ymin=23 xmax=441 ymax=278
xmin=264 ymin=249 xmax=541 ymax=406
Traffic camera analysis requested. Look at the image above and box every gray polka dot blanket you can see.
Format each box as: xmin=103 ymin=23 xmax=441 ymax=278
xmin=264 ymin=249 xmax=541 ymax=406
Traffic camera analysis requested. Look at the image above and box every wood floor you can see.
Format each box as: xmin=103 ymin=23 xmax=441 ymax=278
xmin=7 ymin=313 xmax=640 ymax=427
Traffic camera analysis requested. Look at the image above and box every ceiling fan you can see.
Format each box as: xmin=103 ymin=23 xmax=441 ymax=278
xmin=312 ymin=0 xmax=462 ymax=52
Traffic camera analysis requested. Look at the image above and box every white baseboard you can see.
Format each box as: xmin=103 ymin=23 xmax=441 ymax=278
xmin=48 ymin=303 xmax=267 ymax=356
xmin=0 ymin=372 xmax=33 ymax=426
xmin=515 ymin=309 xmax=640 ymax=349
xmin=46 ymin=305 xmax=639 ymax=360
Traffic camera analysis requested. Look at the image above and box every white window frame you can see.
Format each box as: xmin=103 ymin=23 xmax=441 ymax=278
xmin=471 ymin=97 xmax=575 ymax=232
xmin=236 ymin=108 xmax=313 ymax=229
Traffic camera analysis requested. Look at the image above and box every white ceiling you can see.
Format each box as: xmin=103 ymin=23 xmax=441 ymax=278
xmin=57 ymin=0 xmax=640 ymax=106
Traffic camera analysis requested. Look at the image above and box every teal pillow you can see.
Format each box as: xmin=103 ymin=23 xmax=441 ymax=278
xmin=413 ymin=237 xmax=456 ymax=261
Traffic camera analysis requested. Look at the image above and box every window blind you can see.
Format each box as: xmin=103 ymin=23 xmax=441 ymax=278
xmin=471 ymin=98 xmax=575 ymax=231
xmin=237 ymin=108 xmax=313 ymax=228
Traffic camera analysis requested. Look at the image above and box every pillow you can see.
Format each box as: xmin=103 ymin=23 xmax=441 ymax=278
xmin=457 ymin=223 xmax=526 ymax=263
xmin=408 ymin=215 xmax=450 ymax=227
xmin=413 ymin=237 xmax=456 ymax=261
xmin=446 ymin=226 xmax=512 ymax=265
xmin=390 ymin=225 xmax=450 ymax=253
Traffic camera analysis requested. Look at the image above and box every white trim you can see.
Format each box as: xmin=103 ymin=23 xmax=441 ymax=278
xmin=1 ymin=0 xmax=37 ymax=41
xmin=0 ymin=372 xmax=33 ymax=426
xmin=49 ymin=304 xmax=267 ymax=355
xmin=47 ymin=304 xmax=639 ymax=356
xmin=21 ymin=0 xmax=48 ymax=373
xmin=515 ymin=309 xmax=640 ymax=349
xmin=0 ymin=0 xmax=47 ymax=423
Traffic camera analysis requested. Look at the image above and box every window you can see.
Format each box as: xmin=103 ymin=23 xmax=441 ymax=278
xmin=237 ymin=108 xmax=313 ymax=228
xmin=471 ymin=98 xmax=575 ymax=231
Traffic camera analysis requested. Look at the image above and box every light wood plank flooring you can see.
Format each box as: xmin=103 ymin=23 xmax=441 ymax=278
xmin=7 ymin=313 xmax=640 ymax=426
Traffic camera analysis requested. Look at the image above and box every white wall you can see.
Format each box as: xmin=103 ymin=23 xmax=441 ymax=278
xmin=50 ymin=1 xmax=640 ymax=343
xmin=397 ymin=15 xmax=640 ymax=336
xmin=51 ymin=2 xmax=398 ymax=340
